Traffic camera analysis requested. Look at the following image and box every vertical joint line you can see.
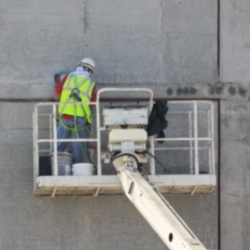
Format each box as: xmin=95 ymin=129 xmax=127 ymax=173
xmin=217 ymin=0 xmax=220 ymax=76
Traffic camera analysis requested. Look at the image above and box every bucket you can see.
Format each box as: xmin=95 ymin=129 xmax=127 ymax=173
xmin=50 ymin=152 xmax=73 ymax=176
xmin=72 ymin=163 xmax=95 ymax=176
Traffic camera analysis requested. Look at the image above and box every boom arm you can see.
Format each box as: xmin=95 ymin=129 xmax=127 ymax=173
xmin=112 ymin=156 xmax=208 ymax=250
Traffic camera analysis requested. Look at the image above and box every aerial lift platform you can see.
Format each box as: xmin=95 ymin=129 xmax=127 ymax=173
xmin=33 ymin=88 xmax=216 ymax=249
xmin=33 ymin=88 xmax=216 ymax=197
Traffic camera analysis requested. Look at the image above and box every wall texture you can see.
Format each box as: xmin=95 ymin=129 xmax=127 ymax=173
xmin=0 ymin=0 xmax=249 ymax=249
xmin=0 ymin=0 xmax=217 ymax=99
xmin=0 ymin=101 xmax=218 ymax=250
xmin=220 ymin=0 xmax=250 ymax=83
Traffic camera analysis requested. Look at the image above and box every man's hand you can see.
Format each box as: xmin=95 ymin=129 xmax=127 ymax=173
xmin=54 ymin=92 xmax=60 ymax=101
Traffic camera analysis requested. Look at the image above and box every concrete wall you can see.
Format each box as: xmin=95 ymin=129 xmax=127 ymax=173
xmin=220 ymin=0 xmax=250 ymax=83
xmin=220 ymin=100 xmax=250 ymax=250
xmin=0 ymin=0 xmax=249 ymax=249
xmin=0 ymin=0 xmax=217 ymax=99
xmin=219 ymin=0 xmax=250 ymax=248
xmin=0 ymin=102 xmax=218 ymax=250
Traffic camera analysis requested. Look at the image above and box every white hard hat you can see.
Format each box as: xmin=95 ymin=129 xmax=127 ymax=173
xmin=80 ymin=58 xmax=95 ymax=72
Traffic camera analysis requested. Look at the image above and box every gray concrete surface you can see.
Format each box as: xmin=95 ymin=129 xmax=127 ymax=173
xmin=0 ymin=102 xmax=218 ymax=250
xmin=220 ymin=101 xmax=250 ymax=250
xmin=0 ymin=0 xmax=250 ymax=249
xmin=220 ymin=0 xmax=250 ymax=83
xmin=0 ymin=0 xmax=217 ymax=98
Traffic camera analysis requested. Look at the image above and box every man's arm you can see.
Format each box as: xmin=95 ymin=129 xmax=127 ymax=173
xmin=54 ymin=75 xmax=68 ymax=101
xmin=90 ymin=85 xmax=97 ymax=109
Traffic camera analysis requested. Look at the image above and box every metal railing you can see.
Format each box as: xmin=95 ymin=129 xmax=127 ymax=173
xmin=153 ymin=100 xmax=215 ymax=175
xmin=33 ymin=88 xmax=215 ymax=181
xmin=33 ymin=101 xmax=99 ymax=181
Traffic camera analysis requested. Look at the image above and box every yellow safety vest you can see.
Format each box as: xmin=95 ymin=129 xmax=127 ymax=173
xmin=58 ymin=73 xmax=95 ymax=124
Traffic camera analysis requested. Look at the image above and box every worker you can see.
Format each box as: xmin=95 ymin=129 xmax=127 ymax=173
xmin=54 ymin=58 xmax=97 ymax=163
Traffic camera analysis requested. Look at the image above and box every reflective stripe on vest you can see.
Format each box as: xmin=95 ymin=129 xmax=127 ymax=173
xmin=58 ymin=74 xmax=95 ymax=124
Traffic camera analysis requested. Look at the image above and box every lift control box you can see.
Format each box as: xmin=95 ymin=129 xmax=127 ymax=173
xmin=102 ymin=108 xmax=148 ymax=129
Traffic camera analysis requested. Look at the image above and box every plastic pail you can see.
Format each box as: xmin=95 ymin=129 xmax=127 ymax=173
xmin=50 ymin=152 xmax=73 ymax=176
xmin=72 ymin=163 xmax=95 ymax=176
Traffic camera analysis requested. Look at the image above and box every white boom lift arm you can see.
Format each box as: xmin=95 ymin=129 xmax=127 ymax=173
xmin=108 ymin=129 xmax=208 ymax=250
xmin=101 ymin=92 xmax=209 ymax=250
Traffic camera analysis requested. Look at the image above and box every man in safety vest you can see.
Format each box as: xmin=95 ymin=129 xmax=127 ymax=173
xmin=54 ymin=58 xmax=97 ymax=163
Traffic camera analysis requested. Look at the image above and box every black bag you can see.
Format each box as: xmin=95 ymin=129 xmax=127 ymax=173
xmin=146 ymin=100 xmax=168 ymax=143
